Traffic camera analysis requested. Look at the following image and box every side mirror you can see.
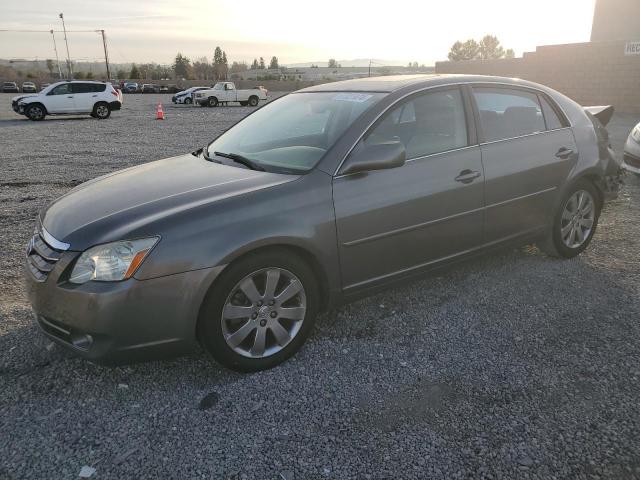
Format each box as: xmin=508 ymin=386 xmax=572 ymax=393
xmin=340 ymin=141 xmax=406 ymax=176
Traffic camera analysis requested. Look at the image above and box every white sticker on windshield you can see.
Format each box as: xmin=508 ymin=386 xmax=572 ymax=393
xmin=333 ymin=93 xmax=373 ymax=103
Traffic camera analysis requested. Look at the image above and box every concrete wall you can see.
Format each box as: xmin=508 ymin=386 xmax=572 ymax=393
xmin=435 ymin=41 xmax=640 ymax=113
xmin=591 ymin=0 xmax=640 ymax=42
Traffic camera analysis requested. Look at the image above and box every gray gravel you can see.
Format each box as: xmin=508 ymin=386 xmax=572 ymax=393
xmin=1 ymin=93 xmax=640 ymax=479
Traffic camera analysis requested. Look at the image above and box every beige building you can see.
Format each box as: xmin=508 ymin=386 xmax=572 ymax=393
xmin=436 ymin=1 xmax=640 ymax=112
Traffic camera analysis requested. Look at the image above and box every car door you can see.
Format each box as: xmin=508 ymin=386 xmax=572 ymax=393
xmin=471 ymin=86 xmax=577 ymax=243
xmin=224 ymin=83 xmax=237 ymax=102
xmin=71 ymin=83 xmax=98 ymax=112
xmin=332 ymin=86 xmax=485 ymax=292
xmin=44 ymin=83 xmax=75 ymax=113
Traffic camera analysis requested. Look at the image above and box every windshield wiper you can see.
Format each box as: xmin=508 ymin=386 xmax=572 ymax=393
xmin=214 ymin=151 xmax=265 ymax=171
xmin=200 ymin=145 xmax=222 ymax=163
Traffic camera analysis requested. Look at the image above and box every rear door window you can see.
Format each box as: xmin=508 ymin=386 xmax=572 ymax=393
xmin=473 ymin=87 xmax=546 ymax=142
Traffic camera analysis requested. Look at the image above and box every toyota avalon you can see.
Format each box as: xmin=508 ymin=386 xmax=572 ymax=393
xmin=25 ymin=75 xmax=623 ymax=372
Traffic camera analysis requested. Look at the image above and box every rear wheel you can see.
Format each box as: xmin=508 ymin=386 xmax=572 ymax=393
xmin=208 ymin=97 xmax=218 ymax=107
xmin=198 ymin=251 xmax=319 ymax=372
xmin=539 ymin=180 xmax=601 ymax=258
xmin=248 ymin=96 xmax=259 ymax=107
xmin=25 ymin=104 xmax=45 ymax=121
xmin=93 ymin=102 xmax=111 ymax=119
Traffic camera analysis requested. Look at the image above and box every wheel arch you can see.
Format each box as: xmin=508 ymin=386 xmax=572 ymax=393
xmin=25 ymin=101 xmax=48 ymax=115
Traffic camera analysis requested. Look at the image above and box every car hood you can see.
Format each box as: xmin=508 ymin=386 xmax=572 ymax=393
xmin=12 ymin=94 xmax=38 ymax=102
xmin=41 ymin=153 xmax=299 ymax=250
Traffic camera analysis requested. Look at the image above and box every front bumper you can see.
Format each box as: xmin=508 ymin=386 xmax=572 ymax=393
xmin=25 ymin=248 xmax=224 ymax=365
xmin=623 ymin=136 xmax=640 ymax=175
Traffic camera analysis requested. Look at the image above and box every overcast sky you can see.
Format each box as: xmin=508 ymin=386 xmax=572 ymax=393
xmin=0 ymin=0 xmax=597 ymax=65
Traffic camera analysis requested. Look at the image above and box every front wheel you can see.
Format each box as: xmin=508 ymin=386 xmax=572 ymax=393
xmin=184 ymin=97 xmax=193 ymax=104
xmin=25 ymin=104 xmax=45 ymax=121
xmin=207 ymin=97 xmax=218 ymax=107
xmin=93 ymin=102 xmax=111 ymax=119
xmin=539 ymin=180 xmax=601 ymax=258
xmin=198 ymin=251 xmax=319 ymax=372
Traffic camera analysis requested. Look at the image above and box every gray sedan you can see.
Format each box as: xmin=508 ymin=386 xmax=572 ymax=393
xmin=25 ymin=75 xmax=623 ymax=372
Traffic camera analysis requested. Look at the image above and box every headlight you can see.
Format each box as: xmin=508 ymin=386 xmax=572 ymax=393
xmin=632 ymin=125 xmax=640 ymax=143
xmin=69 ymin=237 xmax=159 ymax=284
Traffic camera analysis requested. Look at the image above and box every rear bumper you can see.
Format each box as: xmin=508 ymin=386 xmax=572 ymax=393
xmin=25 ymin=256 xmax=224 ymax=365
xmin=109 ymin=101 xmax=122 ymax=111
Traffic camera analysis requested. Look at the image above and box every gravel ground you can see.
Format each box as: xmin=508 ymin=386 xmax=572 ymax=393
xmin=1 ymin=93 xmax=640 ymax=480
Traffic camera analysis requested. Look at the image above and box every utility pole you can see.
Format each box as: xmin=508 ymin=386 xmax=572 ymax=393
xmin=59 ymin=13 xmax=73 ymax=78
xmin=99 ymin=29 xmax=111 ymax=79
xmin=50 ymin=29 xmax=63 ymax=79
xmin=368 ymin=60 xmax=371 ymax=77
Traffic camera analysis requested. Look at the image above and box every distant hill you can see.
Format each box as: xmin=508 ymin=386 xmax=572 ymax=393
xmin=285 ymin=59 xmax=414 ymax=68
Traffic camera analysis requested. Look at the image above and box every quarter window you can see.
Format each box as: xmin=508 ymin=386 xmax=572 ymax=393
xmin=364 ymin=88 xmax=468 ymax=159
xmin=539 ymin=95 xmax=565 ymax=130
xmin=473 ymin=87 xmax=545 ymax=142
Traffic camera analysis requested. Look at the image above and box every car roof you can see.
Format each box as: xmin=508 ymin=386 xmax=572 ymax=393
xmin=298 ymin=74 xmax=551 ymax=93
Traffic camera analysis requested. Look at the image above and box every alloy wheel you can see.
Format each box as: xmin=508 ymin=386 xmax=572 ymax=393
xmin=96 ymin=105 xmax=109 ymax=118
xmin=221 ymin=267 xmax=307 ymax=358
xmin=560 ymin=190 xmax=595 ymax=248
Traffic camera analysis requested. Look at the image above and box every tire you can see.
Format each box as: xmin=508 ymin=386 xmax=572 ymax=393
xmin=93 ymin=102 xmax=111 ymax=119
xmin=207 ymin=97 xmax=218 ymax=107
xmin=184 ymin=97 xmax=193 ymax=105
xmin=198 ymin=250 xmax=319 ymax=372
xmin=240 ymin=101 xmax=248 ymax=106
xmin=248 ymin=96 xmax=259 ymax=107
xmin=25 ymin=104 xmax=46 ymax=121
xmin=539 ymin=179 xmax=601 ymax=258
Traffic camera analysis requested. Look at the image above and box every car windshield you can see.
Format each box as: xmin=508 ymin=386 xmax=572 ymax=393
xmin=207 ymin=91 xmax=385 ymax=173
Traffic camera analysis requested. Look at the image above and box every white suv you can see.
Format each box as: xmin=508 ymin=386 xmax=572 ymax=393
xmin=11 ymin=81 xmax=123 ymax=121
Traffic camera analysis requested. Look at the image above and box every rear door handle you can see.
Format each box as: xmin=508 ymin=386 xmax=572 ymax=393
xmin=455 ymin=169 xmax=481 ymax=184
xmin=555 ymin=147 xmax=574 ymax=159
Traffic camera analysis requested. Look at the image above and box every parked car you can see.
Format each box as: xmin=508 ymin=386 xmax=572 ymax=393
xmin=40 ymin=83 xmax=51 ymax=91
xmin=12 ymin=80 xmax=123 ymax=121
xmin=142 ymin=83 xmax=160 ymax=93
xmin=22 ymin=81 xmax=37 ymax=93
xmin=167 ymin=84 xmax=181 ymax=93
xmin=2 ymin=81 xmax=19 ymax=93
xmin=123 ymin=82 xmax=139 ymax=93
xmin=623 ymin=121 xmax=640 ymax=176
xmin=194 ymin=81 xmax=267 ymax=107
xmin=172 ymin=86 xmax=208 ymax=104
xmin=25 ymin=75 xmax=622 ymax=372
xmin=159 ymin=85 xmax=169 ymax=93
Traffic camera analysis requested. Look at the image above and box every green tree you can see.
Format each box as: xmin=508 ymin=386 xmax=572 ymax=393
xmin=259 ymin=57 xmax=265 ymax=69
xmin=214 ymin=47 xmax=224 ymax=65
xmin=505 ymin=48 xmax=516 ymax=59
xmin=251 ymin=58 xmax=259 ymax=70
xmin=478 ymin=35 xmax=505 ymax=60
xmin=269 ymin=56 xmax=279 ymax=69
xmin=328 ymin=58 xmax=338 ymax=68
xmin=222 ymin=51 xmax=228 ymax=65
xmin=86 ymin=71 xmax=94 ymax=79
xmin=447 ymin=40 xmax=479 ymax=61
xmin=173 ymin=53 xmax=191 ymax=78
xmin=129 ymin=63 xmax=140 ymax=78
xmin=116 ymin=69 xmax=126 ymax=79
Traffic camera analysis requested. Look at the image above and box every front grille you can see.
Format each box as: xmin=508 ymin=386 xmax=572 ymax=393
xmin=26 ymin=233 xmax=63 ymax=282
xmin=624 ymin=152 xmax=640 ymax=169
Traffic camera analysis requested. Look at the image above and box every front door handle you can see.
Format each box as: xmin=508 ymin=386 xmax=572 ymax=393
xmin=555 ymin=147 xmax=574 ymax=159
xmin=455 ymin=169 xmax=481 ymax=184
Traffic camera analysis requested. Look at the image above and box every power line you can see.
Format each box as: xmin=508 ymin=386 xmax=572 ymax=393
xmin=0 ymin=29 xmax=100 ymax=33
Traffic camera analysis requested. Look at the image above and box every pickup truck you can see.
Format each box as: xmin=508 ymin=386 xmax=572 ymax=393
xmin=194 ymin=82 xmax=267 ymax=107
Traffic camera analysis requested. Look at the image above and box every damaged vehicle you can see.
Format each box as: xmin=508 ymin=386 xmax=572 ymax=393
xmin=25 ymin=75 xmax=622 ymax=372
xmin=623 ymin=121 xmax=640 ymax=176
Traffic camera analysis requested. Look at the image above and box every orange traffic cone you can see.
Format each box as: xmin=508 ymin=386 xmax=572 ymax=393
xmin=156 ymin=102 xmax=165 ymax=120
